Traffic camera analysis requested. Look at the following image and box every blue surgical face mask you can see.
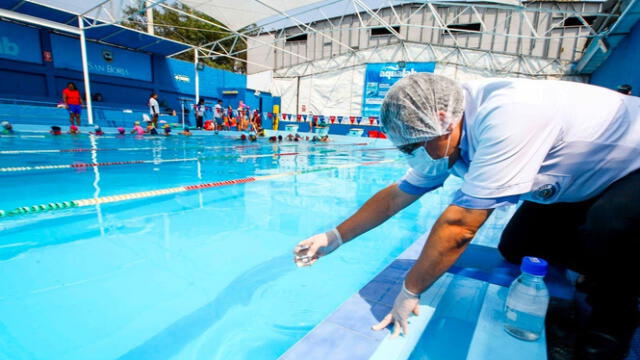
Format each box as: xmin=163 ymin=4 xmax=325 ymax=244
xmin=406 ymin=135 xmax=452 ymax=177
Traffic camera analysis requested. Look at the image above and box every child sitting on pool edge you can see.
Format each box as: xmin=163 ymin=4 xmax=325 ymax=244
xmin=131 ymin=121 xmax=145 ymax=135
xmin=204 ymin=120 xmax=215 ymax=131
xmin=146 ymin=124 xmax=158 ymax=135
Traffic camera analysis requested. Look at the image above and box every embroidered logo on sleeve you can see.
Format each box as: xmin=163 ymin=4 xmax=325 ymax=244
xmin=533 ymin=183 xmax=558 ymax=201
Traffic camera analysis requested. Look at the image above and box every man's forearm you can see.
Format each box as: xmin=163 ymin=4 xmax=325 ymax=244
xmin=337 ymin=184 xmax=420 ymax=243
xmin=404 ymin=205 xmax=492 ymax=294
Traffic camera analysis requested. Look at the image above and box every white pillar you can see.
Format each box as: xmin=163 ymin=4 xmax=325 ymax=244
xmin=78 ymin=16 xmax=94 ymax=125
xmin=181 ymin=100 xmax=185 ymax=128
xmin=145 ymin=1 xmax=154 ymax=35
xmin=194 ymin=49 xmax=200 ymax=104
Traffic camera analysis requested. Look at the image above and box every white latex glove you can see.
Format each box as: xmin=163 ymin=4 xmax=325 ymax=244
xmin=372 ymin=281 xmax=420 ymax=337
xmin=293 ymin=228 xmax=343 ymax=267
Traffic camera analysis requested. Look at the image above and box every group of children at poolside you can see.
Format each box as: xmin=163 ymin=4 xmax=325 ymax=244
xmin=2 ymin=120 xmax=328 ymax=143
xmin=45 ymin=123 xmax=192 ymax=137
xmin=237 ymin=133 xmax=330 ymax=143
xmin=128 ymin=122 xmax=191 ymax=136
xmin=204 ymin=108 xmax=262 ymax=133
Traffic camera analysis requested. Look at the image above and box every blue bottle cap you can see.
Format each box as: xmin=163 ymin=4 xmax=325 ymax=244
xmin=521 ymin=256 xmax=548 ymax=276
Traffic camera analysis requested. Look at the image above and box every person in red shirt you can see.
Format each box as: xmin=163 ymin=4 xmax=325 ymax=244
xmin=62 ymin=82 xmax=82 ymax=126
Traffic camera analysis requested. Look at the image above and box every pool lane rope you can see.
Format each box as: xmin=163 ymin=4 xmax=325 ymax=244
xmin=0 ymin=141 xmax=371 ymax=155
xmin=0 ymin=148 xmax=396 ymax=173
xmin=0 ymin=159 xmax=399 ymax=218
xmin=0 ymin=146 xmax=162 ymax=154
xmin=0 ymin=158 xmax=196 ymax=172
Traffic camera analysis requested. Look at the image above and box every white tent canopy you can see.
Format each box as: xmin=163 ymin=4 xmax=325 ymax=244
xmin=180 ymin=0 xmax=523 ymax=32
xmin=179 ymin=0 xmax=327 ymax=31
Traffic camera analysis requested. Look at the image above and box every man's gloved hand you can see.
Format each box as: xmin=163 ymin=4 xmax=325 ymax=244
xmin=372 ymin=281 xmax=420 ymax=337
xmin=293 ymin=228 xmax=343 ymax=267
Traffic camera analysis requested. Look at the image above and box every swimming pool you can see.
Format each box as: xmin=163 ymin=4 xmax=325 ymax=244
xmin=0 ymin=130 xmax=458 ymax=359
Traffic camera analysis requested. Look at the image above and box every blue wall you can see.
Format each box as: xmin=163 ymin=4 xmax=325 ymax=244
xmin=0 ymin=21 xmax=42 ymax=64
xmin=590 ymin=21 xmax=640 ymax=96
xmin=0 ymin=19 xmax=280 ymax=123
xmin=51 ymin=34 xmax=152 ymax=82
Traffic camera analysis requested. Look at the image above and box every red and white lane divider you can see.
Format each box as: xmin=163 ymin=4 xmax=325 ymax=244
xmin=0 ymin=141 xmax=372 ymax=155
xmin=0 ymin=147 xmax=161 ymax=154
xmin=0 ymin=158 xmax=197 ymax=173
xmin=0 ymin=159 xmax=398 ymax=218
xmin=0 ymin=148 xmax=398 ymax=173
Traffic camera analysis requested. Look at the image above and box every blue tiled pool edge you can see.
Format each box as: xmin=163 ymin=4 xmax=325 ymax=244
xmin=279 ymin=233 xmax=432 ymax=360
xmin=280 ymin=232 xmax=551 ymax=360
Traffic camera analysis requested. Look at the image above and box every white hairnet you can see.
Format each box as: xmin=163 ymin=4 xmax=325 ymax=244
xmin=380 ymin=73 xmax=465 ymax=146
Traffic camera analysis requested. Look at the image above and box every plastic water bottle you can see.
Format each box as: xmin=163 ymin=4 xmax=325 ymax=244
xmin=504 ymin=256 xmax=550 ymax=341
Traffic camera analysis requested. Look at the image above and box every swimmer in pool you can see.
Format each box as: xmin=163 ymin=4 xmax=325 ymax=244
xmin=1 ymin=121 xmax=14 ymax=135
xmin=91 ymin=125 xmax=104 ymax=136
xmin=50 ymin=126 xmax=62 ymax=135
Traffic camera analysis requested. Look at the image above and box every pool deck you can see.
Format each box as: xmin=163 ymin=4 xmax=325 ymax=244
xmin=280 ymin=233 xmax=557 ymax=360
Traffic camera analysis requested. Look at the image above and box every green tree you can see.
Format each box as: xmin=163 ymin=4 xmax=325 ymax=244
xmin=122 ymin=3 xmax=246 ymax=73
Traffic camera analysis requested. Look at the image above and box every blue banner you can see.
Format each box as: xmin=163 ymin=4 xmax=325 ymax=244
xmin=51 ymin=34 xmax=152 ymax=81
xmin=0 ymin=21 xmax=42 ymax=64
xmin=361 ymin=62 xmax=436 ymax=118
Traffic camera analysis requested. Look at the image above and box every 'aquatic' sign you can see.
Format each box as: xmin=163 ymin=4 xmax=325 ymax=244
xmin=361 ymin=62 xmax=436 ymax=118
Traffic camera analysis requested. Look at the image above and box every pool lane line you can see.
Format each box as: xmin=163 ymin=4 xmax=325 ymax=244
xmin=0 ymin=146 xmax=162 ymax=154
xmin=0 ymin=152 xmax=306 ymax=172
xmin=0 ymin=135 xmax=46 ymax=138
xmin=0 ymin=159 xmax=399 ymax=218
xmin=0 ymin=158 xmax=198 ymax=172
xmin=0 ymin=148 xmax=397 ymax=173
xmin=237 ymin=147 xmax=396 ymax=159
xmin=0 ymin=141 xmax=372 ymax=155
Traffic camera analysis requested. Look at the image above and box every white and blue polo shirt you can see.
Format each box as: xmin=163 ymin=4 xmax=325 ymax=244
xmin=397 ymin=78 xmax=640 ymax=209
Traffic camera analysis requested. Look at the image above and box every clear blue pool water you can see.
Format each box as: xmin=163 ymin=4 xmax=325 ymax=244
xmin=0 ymin=132 xmax=514 ymax=359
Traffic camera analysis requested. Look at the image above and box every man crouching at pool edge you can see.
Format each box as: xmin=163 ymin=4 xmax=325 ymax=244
xmin=293 ymin=73 xmax=640 ymax=360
